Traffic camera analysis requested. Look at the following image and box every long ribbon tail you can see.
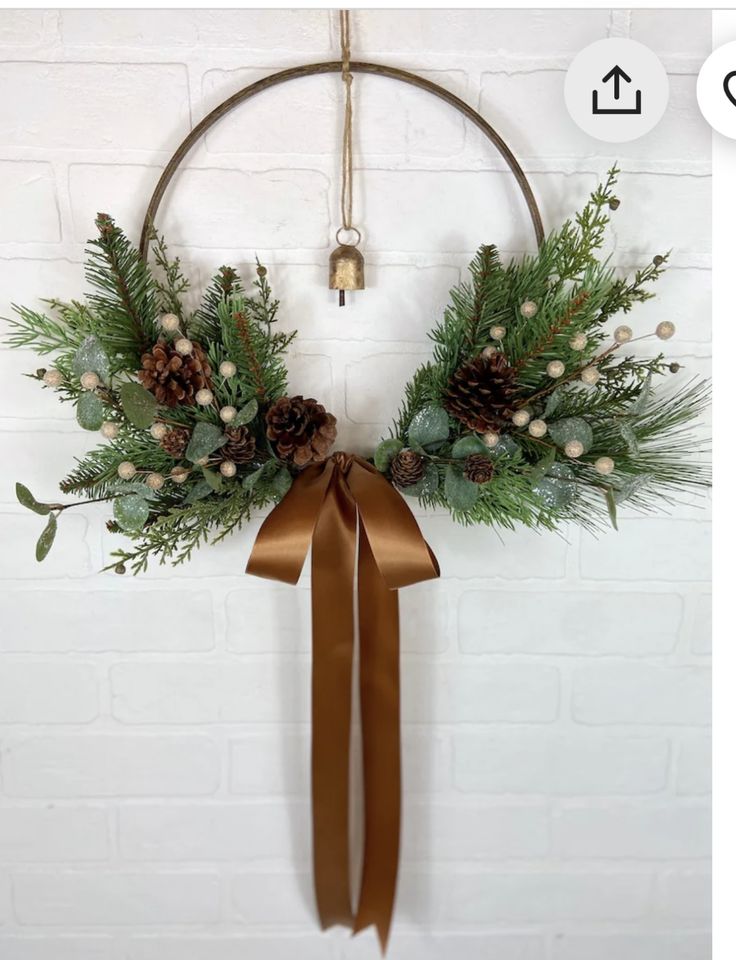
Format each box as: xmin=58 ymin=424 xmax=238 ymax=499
xmin=310 ymin=469 xmax=357 ymax=929
xmin=353 ymin=520 xmax=401 ymax=951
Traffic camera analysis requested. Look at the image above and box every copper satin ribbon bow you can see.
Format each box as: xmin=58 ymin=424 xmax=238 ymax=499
xmin=246 ymin=452 xmax=439 ymax=950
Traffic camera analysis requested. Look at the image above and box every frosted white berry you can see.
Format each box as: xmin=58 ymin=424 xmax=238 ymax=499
xmin=146 ymin=472 xmax=165 ymax=491
xmin=564 ymin=439 xmax=584 ymax=458
xmin=580 ymin=366 xmax=600 ymax=386
xmin=482 ymin=431 xmax=500 ymax=448
xmin=195 ymin=456 xmax=209 ymax=467
xmin=117 ymin=461 xmax=137 ymax=480
xmin=150 ymin=422 xmax=167 ymax=440
xmin=481 ymin=345 xmax=497 ymax=359
xmin=219 ymin=405 xmax=237 ymax=424
xmin=195 ymin=388 xmax=214 ymax=406
xmin=100 ymin=421 xmax=119 ymax=440
xmin=520 ymin=300 xmax=538 ymax=318
xmin=219 ymin=360 xmax=237 ymax=378
xmin=220 ymin=460 xmax=237 ymax=478
xmin=80 ymin=371 xmax=100 ymax=391
xmin=490 ymin=325 xmax=506 ymax=340
xmin=656 ymin=320 xmax=675 ymax=340
xmin=512 ymin=408 xmax=531 ymax=428
xmin=159 ymin=313 xmax=180 ymax=332
xmin=614 ymin=325 xmax=633 ymax=344
xmin=42 ymin=369 xmax=63 ymax=388
xmin=528 ymin=419 xmax=547 ymax=438
xmin=170 ymin=466 xmax=189 ymax=484
xmin=594 ymin=456 xmax=615 ymax=475
xmin=175 ymin=338 xmax=194 ymax=356
xmin=569 ymin=333 xmax=587 ymax=351
xmin=547 ymin=360 xmax=565 ymax=378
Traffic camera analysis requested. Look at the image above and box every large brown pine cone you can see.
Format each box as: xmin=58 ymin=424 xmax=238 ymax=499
xmin=160 ymin=426 xmax=190 ymax=459
xmin=463 ymin=453 xmax=495 ymax=484
xmin=390 ymin=449 xmax=425 ymax=488
xmin=265 ymin=396 xmax=337 ymax=467
xmin=222 ymin=426 xmax=256 ymax=464
xmin=444 ymin=353 xmax=518 ymax=433
xmin=138 ymin=337 xmax=212 ymax=408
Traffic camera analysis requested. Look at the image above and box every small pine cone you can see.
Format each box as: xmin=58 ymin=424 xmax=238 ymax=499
xmin=390 ymin=449 xmax=425 ymax=488
xmin=138 ymin=336 xmax=212 ymax=408
xmin=463 ymin=453 xmax=495 ymax=484
xmin=222 ymin=426 xmax=256 ymax=464
xmin=266 ymin=396 xmax=337 ymax=467
xmin=160 ymin=426 xmax=190 ymax=459
xmin=444 ymin=353 xmax=518 ymax=433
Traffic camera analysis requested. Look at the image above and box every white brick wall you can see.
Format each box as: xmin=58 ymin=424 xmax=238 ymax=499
xmin=0 ymin=8 xmax=711 ymax=960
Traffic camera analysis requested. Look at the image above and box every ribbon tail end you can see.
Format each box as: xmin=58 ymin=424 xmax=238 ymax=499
xmin=352 ymin=920 xmax=391 ymax=955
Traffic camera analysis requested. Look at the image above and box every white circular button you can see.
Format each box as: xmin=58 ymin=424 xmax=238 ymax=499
xmin=565 ymin=38 xmax=670 ymax=143
xmin=697 ymin=41 xmax=736 ymax=139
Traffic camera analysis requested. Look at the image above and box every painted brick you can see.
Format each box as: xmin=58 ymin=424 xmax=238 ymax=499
xmin=0 ymin=350 xmax=77 ymax=422
xmin=124 ymin=937 xmax=332 ymax=960
xmin=0 ymin=429 xmax=91 ymax=504
xmin=579 ymin=520 xmax=711 ymax=582
xmin=1 ymin=735 xmax=220 ymax=797
xmin=453 ymin=734 xmax=670 ymax=795
xmin=0 ymin=162 xmax=59 ymax=243
xmin=231 ymin=871 xmax=315 ymax=925
xmin=345 ymin=933 xmax=545 ymax=960
xmin=458 ymin=589 xmax=682 ymax=655
xmin=0 ymin=807 xmax=108 ymax=862
xmin=659 ymin=870 xmax=711 ymax=920
xmin=0 ymin=11 xmax=47 ymax=45
xmin=0 ymin=514 xmax=91 ymax=580
xmin=629 ymin=9 xmax=713 ymax=58
xmin=551 ymin=933 xmax=711 ymax=960
xmin=676 ymin=736 xmax=712 ymax=795
xmin=0 ymin=661 xmax=98 ymax=723
xmin=0 ymin=258 xmax=83 ymax=338
xmin=68 ymin=163 xmax=163 ymax=245
xmin=402 ymin=802 xmax=548 ymax=860
xmin=0 ymin=939 xmax=114 ymax=960
xmin=688 ymin=593 xmax=712 ymax=655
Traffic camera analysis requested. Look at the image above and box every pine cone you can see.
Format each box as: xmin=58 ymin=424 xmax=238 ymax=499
xmin=266 ymin=396 xmax=337 ymax=467
xmin=444 ymin=353 xmax=518 ymax=433
xmin=138 ymin=337 xmax=212 ymax=408
xmin=160 ymin=427 xmax=190 ymax=459
xmin=222 ymin=426 xmax=256 ymax=464
xmin=463 ymin=453 xmax=495 ymax=484
xmin=390 ymin=449 xmax=425 ymax=488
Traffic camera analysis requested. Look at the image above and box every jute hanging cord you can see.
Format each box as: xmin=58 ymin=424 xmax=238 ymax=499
xmin=329 ymin=9 xmax=365 ymax=305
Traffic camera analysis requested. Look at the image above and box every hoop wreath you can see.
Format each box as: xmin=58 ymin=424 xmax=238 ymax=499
xmin=8 ymin=62 xmax=709 ymax=951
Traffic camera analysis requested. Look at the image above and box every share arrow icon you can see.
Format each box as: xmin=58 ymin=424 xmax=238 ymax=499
xmin=592 ymin=65 xmax=642 ymax=115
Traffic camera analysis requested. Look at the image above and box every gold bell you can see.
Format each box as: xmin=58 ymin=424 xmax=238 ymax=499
xmin=329 ymin=230 xmax=364 ymax=306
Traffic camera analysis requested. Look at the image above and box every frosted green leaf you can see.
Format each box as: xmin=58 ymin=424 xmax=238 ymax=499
xmin=268 ymin=467 xmax=293 ymax=500
xmin=619 ymin=421 xmax=639 ymax=455
xmin=72 ymin=335 xmax=110 ymax=381
xmin=614 ymin=473 xmax=653 ymax=504
xmin=76 ymin=391 xmax=105 ymax=431
xmin=185 ymin=422 xmax=226 ymax=462
xmin=544 ymin=388 xmax=563 ymax=418
xmin=374 ymin=438 xmax=404 ymax=473
xmin=548 ymin=417 xmax=594 ymax=453
xmin=16 ymin=482 xmax=51 ymax=515
xmin=243 ymin=461 xmax=278 ymax=493
xmin=35 ymin=513 xmax=57 ymax=561
xmin=202 ymin=466 xmax=223 ymax=492
xmin=631 ymin=371 xmax=653 ymax=415
xmin=232 ymin=398 xmax=258 ymax=427
xmin=407 ymin=406 xmax=450 ymax=447
xmin=527 ymin=448 xmax=556 ymax=487
xmin=400 ymin=462 xmax=439 ymax=498
xmin=113 ymin=494 xmax=150 ymax=532
xmin=532 ymin=462 xmax=575 ymax=509
xmin=487 ymin=434 xmax=520 ymax=459
xmin=119 ymin=382 xmax=158 ymax=429
xmin=606 ymin=487 xmax=619 ymax=530
xmin=444 ymin=464 xmax=480 ymax=512
xmin=451 ymin=435 xmax=489 ymax=458
xmin=184 ymin=480 xmax=213 ymax=504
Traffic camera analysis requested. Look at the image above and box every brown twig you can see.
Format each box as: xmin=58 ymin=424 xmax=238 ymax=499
xmin=234 ymin=311 xmax=267 ymax=399
xmin=512 ymin=291 xmax=589 ymax=375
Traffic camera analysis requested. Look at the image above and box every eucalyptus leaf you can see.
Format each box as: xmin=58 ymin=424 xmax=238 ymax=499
xmin=374 ymin=438 xmax=404 ymax=473
xmin=532 ymin=461 xmax=576 ymax=510
xmin=527 ymin=447 xmax=556 ymax=487
xmin=268 ymin=467 xmax=293 ymax=500
xmin=451 ymin=435 xmax=489 ymax=458
xmin=243 ymin=461 xmax=278 ymax=493
xmin=232 ymin=398 xmax=259 ymax=427
xmin=35 ymin=512 xmax=57 ymax=562
xmin=107 ymin=481 xmax=158 ymax=501
xmin=400 ymin=461 xmax=439 ymax=498
xmin=16 ymin=482 xmax=51 ymax=515
xmin=407 ymin=406 xmax=450 ymax=447
xmin=186 ymin=421 xmax=226 ymax=462
xmin=202 ymin=466 xmax=223 ymax=492
xmin=444 ymin=464 xmax=480 ymax=511
xmin=631 ymin=371 xmax=653 ymax=415
xmin=619 ymin=421 xmax=639 ymax=455
xmin=544 ymin=388 xmax=564 ymax=418
xmin=76 ymin=391 xmax=105 ymax=431
xmin=184 ymin=479 xmax=213 ymax=504
xmin=548 ymin=417 xmax=594 ymax=453
xmin=605 ymin=487 xmax=619 ymax=530
xmin=614 ymin=473 xmax=653 ymax=504
xmin=113 ymin=494 xmax=150 ymax=532
xmin=119 ymin=382 xmax=158 ymax=429
xmin=72 ymin=335 xmax=110 ymax=381
xmin=487 ymin=434 xmax=520 ymax=459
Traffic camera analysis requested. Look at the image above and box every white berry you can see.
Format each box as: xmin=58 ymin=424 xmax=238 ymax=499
xmin=528 ymin=419 xmax=547 ymax=438
xmin=219 ymin=360 xmax=237 ymax=378
xmin=614 ymin=325 xmax=633 ymax=344
xmin=80 ymin=371 xmax=100 ymax=391
xmin=175 ymin=338 xmax=194 ymax=356
xmin=220 ymin=460 xmax=237 ymax=478
xmin=170 ymin=466 xmax=189 ymax=484
xmin=117 ymin=461 xmax=137 ymax=480
xmin=481 ymin=345 xmax=497 ymax=359
xmin=580 ymin=366 xmax=600 ymax=386
xmin=656 ymin=321 xmax=675 ymax=340
xmin=42 ymin=369 xmax=63 ymax=388
xmin=146 ymin=472 xmax=165 ymax=491
xmin=195 ymin=388 xmax=214 ymax=406
xmin=150 ymin=422 xmax=168 ymax=440
xmin=100 ymin=421 xmax=119 ymax=440
xmin=195 ymin=456 xmax=209 ymax=467
xmin=564 ymin=440 xmax=584 ymax=458
xmin=482 ymin=431 xmax=500 ymax=448
xmin=520 ymin=300 xmax=538 ymax=318
xmin=512 ymin=408 xmax=531 ymax=428
xmin=547 ymin=360 xmax=565 ymax=378
xmin=594 ymin=456 xmax=615 ymax=476
xmin=219 ymin=405 xmax=237 ymax=424
xmin=490 ymin=325 xmax=506 ymax=340
xmin=569 ymin=333 xmax=587 ymax=351
xmin=160 ymin=313 xmax=180 ymax=332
